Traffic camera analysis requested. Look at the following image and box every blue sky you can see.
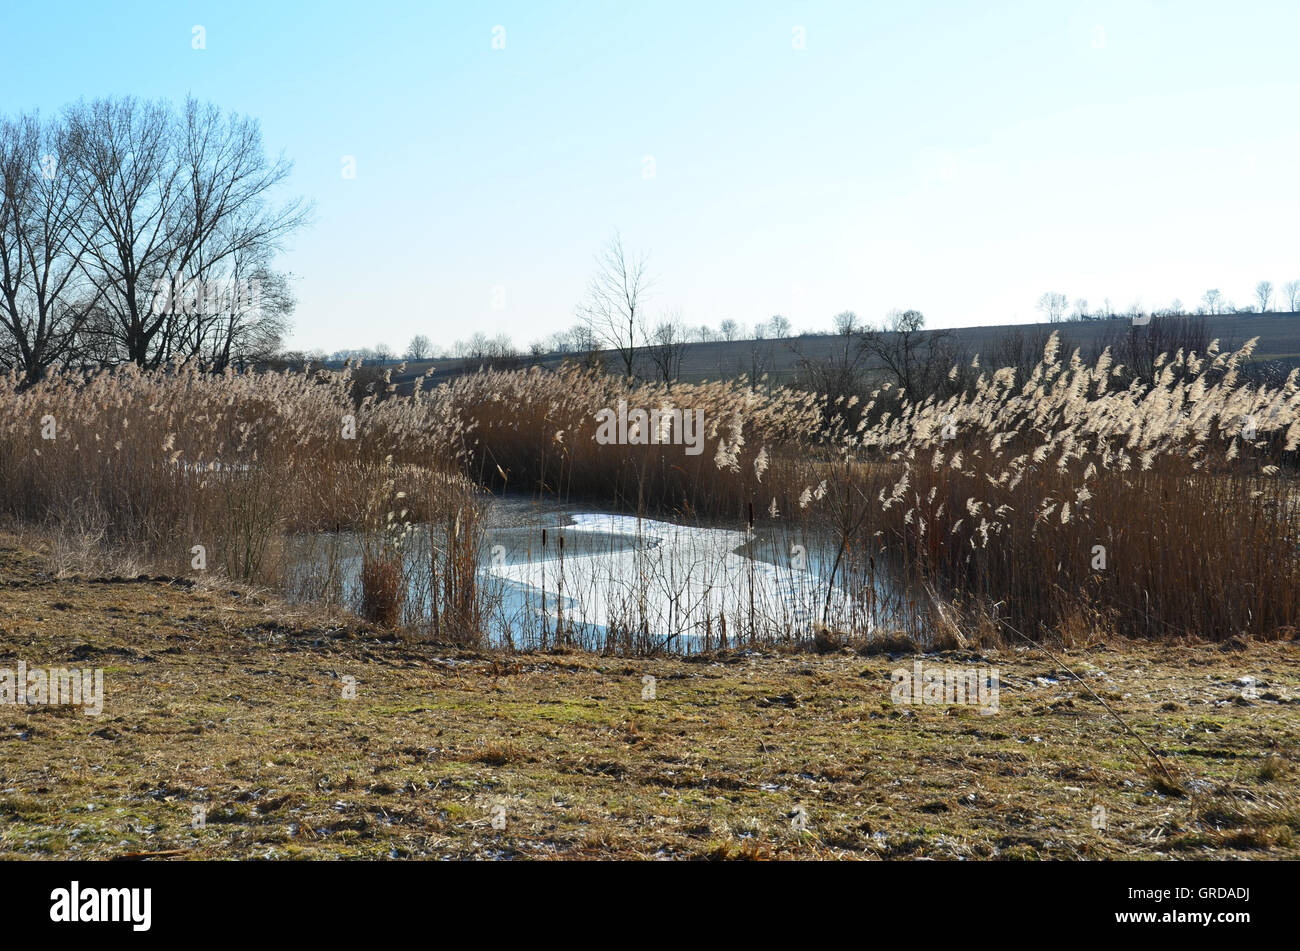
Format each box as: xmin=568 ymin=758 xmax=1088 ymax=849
xmin=4 ymin=1 xmax=1299 ymax=352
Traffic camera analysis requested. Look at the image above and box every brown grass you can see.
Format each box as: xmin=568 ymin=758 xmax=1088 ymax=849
xmin=1 ymin=533 xmax=1296 ymax=859
xmin=360 ymin=553 xmax=402 ymax=627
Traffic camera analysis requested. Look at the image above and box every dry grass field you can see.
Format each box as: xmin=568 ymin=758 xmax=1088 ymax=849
xmin=2 ymin=535 xmax=1297 ymax=860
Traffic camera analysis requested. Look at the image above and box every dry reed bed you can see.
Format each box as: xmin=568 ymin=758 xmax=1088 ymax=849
xmin=0 ymin=334 xmax=1295 ymax=647
xmin=845 ymin=335 xmax=1300 ymax=641
xmin=430 ymin=365 xmax=825 ymax=515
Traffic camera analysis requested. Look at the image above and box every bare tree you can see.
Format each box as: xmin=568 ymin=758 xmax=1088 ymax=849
xmin=464 ymin=333 xmax=489 ymax=360
xmin=792 ymin=325 xmax=870 ymax=423
xmin=644 ymin=309 xmax=688 ymax=386
xmin=767 ymin=314 xmax=791 ymax=338
xmin=155 ymin=238 xmax=294 ymax=371
xmin=989 ymin=325 xmax=1062 ymax=385
xmin=718 ymin=318 xmax=740 ymax=341
xmin=860 ymin=309 xmax=959 ymax=404
xmin=1255 ymin=280 xmax=1273 ymax=313
xmin=69 ymin=98 xmax=188 ymax=367
xmin=1284 ymin=280 xmax=1300 ymax=312
xmin=406 ymin=334 xmax=432 ymax=360
xmin=1201 ymin=288 xmax=1223 ymax=315
xmin=162 ymin=100 xmax=305 ymax=370
xmin=0 ymin=111 xmax=101 ymax=385
xmin=576 ymin=232 xmax=652 ymax=377
xmin=832 ymin=310 xmax=862 ymax=335
xmin=1036 ymin=291 xmax=1068 ymax=323
xmin=1102 ymin=315 xmax=1209 ymax=385
xmin=209 ymin=257 xmax=293 ymax=370
xmin=568 ymin=321 xmax=596 ymax=354
xmin=744 ymin=335 xmax=776 ymax=381
xmin=64 ymin=96 xmax=307 ymax=369
xmin=486 ymin=333 xmax=520 ymax=368
xmin=455 ymin=331 xmax=519 ymax=369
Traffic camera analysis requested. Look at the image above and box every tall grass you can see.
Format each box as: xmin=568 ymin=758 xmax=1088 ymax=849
xmin=435 ymin=364 xmax=824 ymax=518
xmin=846 ymin=335 xmax=1300 ymax=641
xmin=0 ymin=361 xmax=484 ymax=640
xmin=1 ymin=334 xmax=1295 ymax=648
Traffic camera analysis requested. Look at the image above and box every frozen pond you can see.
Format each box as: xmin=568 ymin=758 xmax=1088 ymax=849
xmin=288 ymin=494 xmax=902 ymax=651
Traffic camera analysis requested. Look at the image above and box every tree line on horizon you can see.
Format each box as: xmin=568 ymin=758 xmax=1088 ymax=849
xmin=318 ymin=234 xmax=1288 ymax=395
xmin=1036 ymin=279 xmax=1300 ymax=323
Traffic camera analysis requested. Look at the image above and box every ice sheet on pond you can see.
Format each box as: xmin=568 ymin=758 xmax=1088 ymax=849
xmin=482 ymin=512 xmax=862 ymax=642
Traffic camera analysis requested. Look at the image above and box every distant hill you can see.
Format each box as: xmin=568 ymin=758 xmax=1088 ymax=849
xmin=367 ymin=311 xmax=1300 ymax=393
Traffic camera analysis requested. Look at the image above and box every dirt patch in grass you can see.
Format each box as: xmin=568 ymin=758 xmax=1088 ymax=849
xmin=0 ymin=533 xmax=1296 ymax=860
